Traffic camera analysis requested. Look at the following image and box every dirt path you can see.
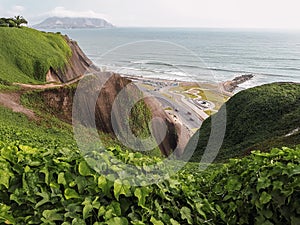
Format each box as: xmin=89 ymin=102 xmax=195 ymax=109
xmin=0 ymin=92 xmax=36 ymax=120
xmin=13 ymin=75 xmax=83 ymax=90
xmin=0 ymin=76 xmax=84 ymax=120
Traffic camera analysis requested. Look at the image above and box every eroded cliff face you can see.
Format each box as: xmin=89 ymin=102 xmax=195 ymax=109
xmin=46 ymin=36 xmax=97 ymax=83
xmin=38 ymin=72 xmax=180 ymax=156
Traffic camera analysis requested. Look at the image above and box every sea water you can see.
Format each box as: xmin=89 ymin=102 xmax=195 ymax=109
xmin=50 ymin=27 xmax=300 ymax=89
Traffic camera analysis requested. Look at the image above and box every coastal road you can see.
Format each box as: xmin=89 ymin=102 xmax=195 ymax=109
xmin=135 ymin=83 xmax=203 ymax=132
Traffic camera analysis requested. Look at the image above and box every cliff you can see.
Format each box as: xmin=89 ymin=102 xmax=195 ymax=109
xmin=26 ymin=72 xmax=180 ymax=156
xmin=46 ymin=35 xmax=97 ymax=83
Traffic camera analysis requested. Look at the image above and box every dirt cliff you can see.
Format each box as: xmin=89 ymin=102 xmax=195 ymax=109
xmin=46 ymin=36 xmax=97 ymax=83
xmin=37 ymin=72 xmax=180 ymax=156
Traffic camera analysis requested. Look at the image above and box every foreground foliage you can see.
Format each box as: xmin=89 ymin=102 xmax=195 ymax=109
xmin=192 ymin=146 xmax=300 ymax=225
xmin=0 ymin=133 xmax=299 ymax=224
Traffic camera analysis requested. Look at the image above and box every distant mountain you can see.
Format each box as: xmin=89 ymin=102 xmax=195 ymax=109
xmin=33 ymin=17 xmax=114 ymax=29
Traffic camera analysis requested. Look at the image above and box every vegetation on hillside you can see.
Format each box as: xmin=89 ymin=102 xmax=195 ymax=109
xmin=0 ymin=26 xmax=299 ymax=224
xmin=0 ymin=122 xmax=299 ymax=224
xmin=0 ymin=16 xmax=28 ymax=28
xmin=0 ymin=27 xmax=71 ymax=84
xmin=187 ymin=82 xmax=300 ymax=162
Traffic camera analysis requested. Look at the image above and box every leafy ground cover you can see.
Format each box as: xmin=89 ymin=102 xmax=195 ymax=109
xmin=0 ymin=105 xmax=299 ymax=224
xmin=0 ymin=140 xmax=299 ymax=224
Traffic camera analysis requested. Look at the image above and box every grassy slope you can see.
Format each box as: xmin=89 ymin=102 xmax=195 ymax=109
xmin=0 ymin=27 xmax=71 ymax=84
xmin=187 ymin=82 xmax=300 ymax=162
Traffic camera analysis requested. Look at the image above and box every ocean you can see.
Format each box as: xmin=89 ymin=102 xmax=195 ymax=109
xmin=52 ymin=28 xmax=300 ymax=89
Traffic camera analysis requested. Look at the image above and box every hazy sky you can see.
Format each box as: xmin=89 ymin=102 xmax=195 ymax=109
xmin=1 ymin=0 xmax=300 ymax=29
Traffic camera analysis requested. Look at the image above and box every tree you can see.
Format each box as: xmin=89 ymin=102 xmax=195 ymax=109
xmin=0 ymin=16 xmax=28 ymax=28
xmin=14 ymin=15 xmax=28 ymax=28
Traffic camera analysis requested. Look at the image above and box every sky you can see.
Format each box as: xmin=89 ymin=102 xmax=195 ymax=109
xmin=1 ymin=0 xmax=300 ymax=29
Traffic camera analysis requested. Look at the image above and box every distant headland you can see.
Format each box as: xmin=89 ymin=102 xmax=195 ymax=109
xmin=33 ymin=16 xmax=114 ymax=29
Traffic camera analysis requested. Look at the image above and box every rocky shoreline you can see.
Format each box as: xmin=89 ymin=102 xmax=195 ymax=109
xmin=222 ymin=74 xmax=254 ymax=92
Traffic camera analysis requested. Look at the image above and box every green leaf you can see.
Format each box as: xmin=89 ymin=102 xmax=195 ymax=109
xmin=180 ymin=206 xmax=193 ymax=224
xmin=35 ymin=189 xmax=50 ymax=208
xmin=134 ymin=187 xmax=150 ymax=208
xmin=64 ymin=188 xmax=80 ymax=200
xmin=150 ymin=216 xmax=164 ymax=225
xmin=225 ymin=177 xmax=242 ymax=191
xmin=78 ymin=161 xmax=92 ymax=176
xmin=261 ymin=209 xmax=273 ymax=219
xmin=257 ymin=177 xmax=271 ymax=192
xmin=259 ymin=192 xmax=272 ymax=205
xmin=195 ymin=202 xmax=207 ymax=219
xmin=106 ymin=201 xmax=122 ymax=217
xmin=216 ymin=204 xmax=226 ymax=222
xmin=98 ymin=175 xmax=113 ymax=195
xmin=82 ymin=204 xmax=93 ymax=220
xmin=42 ymin=209 xmax=63 ymax=221
xmin=170 ymin=218 xmax=180 ymax=225
xmin=272 ymin=181 xmax=283 ymax=191
xmin=58 ymin=172 xmax=67 ymax=186
xmin=113 ymin=179 xmax=131 ymax=200
xmin=72 ymin=218 xmax=86 ymax=225
xmin=290 ymin=165 xmax=300 ymax=176
xmin=0 ymin=162 xmax=13 ymax=189
xmin=106 ymin=217 xmax=128 ymax=225
xmin=98 ymin=206 xmax=106 ymax=217
xmin=0 ymin=204 xmax=15 ymax=224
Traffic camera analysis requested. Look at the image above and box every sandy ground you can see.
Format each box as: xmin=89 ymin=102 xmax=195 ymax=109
xmin=0 ymin=92 xmax=36 ymax=120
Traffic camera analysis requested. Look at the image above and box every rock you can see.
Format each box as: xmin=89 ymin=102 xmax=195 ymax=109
xmin=223 ymin=74 xmax=254 ymax=92
xmin=47 ymin=35 xmax=98 ymax=83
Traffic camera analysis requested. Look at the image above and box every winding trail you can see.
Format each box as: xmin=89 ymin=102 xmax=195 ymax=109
xmin=0 ymin=92 xmax=36 ymax=120
xmin=13 ymin=76 xmax=83 ymax=90
xmin=0 ymin=76 xmax=84 ymax=120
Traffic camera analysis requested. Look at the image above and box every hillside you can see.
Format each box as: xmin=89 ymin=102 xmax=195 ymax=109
xmin=0 ymin=27 xmax=71 ymax=85
xmin=0 ymin=27 xmax=97 ymax=87
xmin=186 ymin=82 xmax=300 ymax=162
xmin=0 ymin=27 xmax=180 ymax=156
xmin=0 ymin=27 xmax=299 ymax=225
xmin=34 ymin=17 xmax=113 ymax=29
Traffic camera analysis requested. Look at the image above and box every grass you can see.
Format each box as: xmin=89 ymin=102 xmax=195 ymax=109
xmin=171 ymin=85 xmax=227 ymax=110
xmin=0 ymin=105 xmax=76 ymax=150
xmin=0 ymin=27 xmax=71 ymax=84
xmin=187 ymin=82 xmax=300 ymax=162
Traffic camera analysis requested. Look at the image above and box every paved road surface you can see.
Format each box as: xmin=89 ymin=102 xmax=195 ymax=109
xmin=136 ymin=83 xmax=204 ymax=133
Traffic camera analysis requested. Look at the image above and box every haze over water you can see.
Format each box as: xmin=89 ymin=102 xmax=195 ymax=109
xmin=54 ymin=27 xmax=300 ymax=89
